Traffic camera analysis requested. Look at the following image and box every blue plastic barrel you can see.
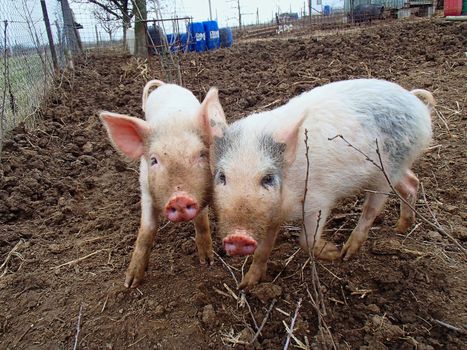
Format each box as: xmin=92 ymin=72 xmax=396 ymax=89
xmin=219 ymin=27 xmax=233 ymax=48
xmin=203 ymin=20 xmax=220 ymax=50
xmin=166 ymin=33 xmax=178 ymax=52
xmin=187 ymin=22 xmax=206 ymax=52
xmin=180 ymin=33 xmax=188 ymax=52
xmin=323 ymin=5 xmax=332 ymax=16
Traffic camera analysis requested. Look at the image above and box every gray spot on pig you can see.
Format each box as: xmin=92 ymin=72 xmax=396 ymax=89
xmin=213 ymin=127 xmax=287 ymax=187
xmin=213 ymin=126 xmax=242 ymax=165
xmin=257 ymin=134 xmax=286 ymax=171
xmin=357 ymin=98 xmax=419 ymax=171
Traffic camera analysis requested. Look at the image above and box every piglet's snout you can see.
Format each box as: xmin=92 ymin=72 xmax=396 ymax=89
xmin=164 ymin=193 xmax=199 ymax=222
xmin=223 ymin=231 xmax=257 ymax=256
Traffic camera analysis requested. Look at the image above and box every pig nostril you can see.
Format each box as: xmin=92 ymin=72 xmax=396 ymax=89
xmin=169 ymin=207 xmax=177 ymax=214
xmin=186 ymin=204 xmax=194 ymax=210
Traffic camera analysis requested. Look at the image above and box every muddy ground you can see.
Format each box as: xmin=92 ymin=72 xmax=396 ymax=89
xmin=0 ymin=18 xmax=466 ymax=349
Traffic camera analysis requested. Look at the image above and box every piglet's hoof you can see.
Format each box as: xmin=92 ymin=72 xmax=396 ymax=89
xmin=124 ymin=260 xmax=147 ymax=288
xmin=340 ymin=237 xmax=363 ymax=261
xmin=198 ymin=249 xmax=214 ymax=266
xmin=196 ymin=237 xmax=214 ymax=266
xmin=313 ymin=240 xmax=340 ymax=261
xmin=238 ymin=266 xmax=265 ymax=290
xmin=395 ymin=218 xmax=413 ymax=234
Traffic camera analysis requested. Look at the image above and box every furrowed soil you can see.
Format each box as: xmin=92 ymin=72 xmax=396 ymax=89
xmin=1 ymin=19 xmax=466 ymax=349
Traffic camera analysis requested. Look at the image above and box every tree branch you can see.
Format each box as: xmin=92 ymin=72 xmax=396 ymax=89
xmin=84 ymin=0 xmax=123 ymax=19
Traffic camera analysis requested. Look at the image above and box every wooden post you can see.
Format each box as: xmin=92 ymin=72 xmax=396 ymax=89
xmin=95 ymin=25 xmax=99 ymax=47
xmin=40 ymin=0 xmax=58 ymax=71
xmin=134 ymin=0 xmax=148 ymax=58
xmin=60 ymin=0 xmax=82 ymax=54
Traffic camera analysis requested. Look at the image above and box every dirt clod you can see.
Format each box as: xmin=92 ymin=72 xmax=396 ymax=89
xmin=201 ymin=304 xmax=216 ymax=325
xmin=249 ymin=283 xmax=282 ymax=304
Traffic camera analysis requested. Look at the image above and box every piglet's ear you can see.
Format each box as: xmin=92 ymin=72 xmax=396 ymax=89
xmin=99 ymin=111 xmax=150 ymax=159
xmin=273 ymin=111 xmax=308 ymax=165
xmin=198 ymin=87 xmax=227 ymax=144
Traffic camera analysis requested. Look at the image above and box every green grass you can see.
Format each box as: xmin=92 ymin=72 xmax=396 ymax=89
xmin=0 ymin=52 xmax=54 ymax=140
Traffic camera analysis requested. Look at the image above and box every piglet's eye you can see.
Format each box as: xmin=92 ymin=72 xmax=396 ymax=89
xmin=150 ymin=157 xmax=158 ymax=166
xmin=218 ymin=172 xmax=226 ymax=185
xmin=261 ymin=174 xmax=276 ymax=188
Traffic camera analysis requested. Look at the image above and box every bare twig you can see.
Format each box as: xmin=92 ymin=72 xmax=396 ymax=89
xmin=272 ymin=248 xmax=301 ymax=283
xmin=212 ymin=249 xmax=258 ymax=332
xmin=128 ymin=335 xmax=147 ymax=347
xmin=51 ymin=249 xmax=107 ymax=269
xmin=258 ymin=98 xmax=282 ymax=111
xmin=212 ymin=250 xmax=239 ymax=287
xmin=250 ymin=299 xmax=276 ymax=344
xmin=240 ymin=290 xmax=259 ymax=331
xmin=283 ymin=298 xmax=303 ymax=350
xmin=73 ymin=304 xmax=83 ymax=350
xmin=303 ymin=129 xmax=337 ymax=348
xmin=419 ymin=182 xmax=440 ymax=227
xmin=402 ymin=222 xmax=422 ymax=244
xmin=223 ymin=283 xmax=239 ymax=300
xmin=13 ymin=323 xmax=34 ymax=347
xmin=433 ymin=107 xmax=451 ymax=135
xmin=0 ymin=239 xmax=25 ymax=278
xmin=431 ymin=318 xmax=467 ymax=334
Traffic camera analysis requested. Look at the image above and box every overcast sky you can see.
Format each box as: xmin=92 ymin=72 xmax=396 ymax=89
xmin=162 ymin=0 xmax=315 ymax=26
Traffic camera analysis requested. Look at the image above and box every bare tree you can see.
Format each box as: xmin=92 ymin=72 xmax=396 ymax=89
xmin=74 ymin=1 xmax=133 ymax=44
xmin=93 ymin=6 xmax=121 ymax=41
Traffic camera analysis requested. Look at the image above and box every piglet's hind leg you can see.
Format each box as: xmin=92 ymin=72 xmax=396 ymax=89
xmin=341 ymin=189 xmax=388 ymax=260
xmin=395 ymin=169 xmax=419 ymax=233
xmin=300 ymin=209 xmax=340 ymax=261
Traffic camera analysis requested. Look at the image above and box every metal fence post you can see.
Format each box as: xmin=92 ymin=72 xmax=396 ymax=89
xmin=40 ymin=0 xmax=59 ymax=71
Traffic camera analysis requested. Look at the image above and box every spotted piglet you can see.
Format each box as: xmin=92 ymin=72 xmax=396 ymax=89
xmin=210 ymin=79 xmax=433 ymax=288
xmin=100 ymin=80 xmax=226 ymax=288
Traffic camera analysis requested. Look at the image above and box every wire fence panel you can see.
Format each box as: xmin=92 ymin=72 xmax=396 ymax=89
xmin=0 ymin=0 xmax=66 ymax=148
xmin=0 ymin=0 xmax=125 ymax=149
xmin=235 ymin=0 xmax=437 ymax=40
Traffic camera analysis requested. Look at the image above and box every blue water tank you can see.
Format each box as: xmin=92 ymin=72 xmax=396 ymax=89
xmin=219 ymin=27 xmax=233 ymax=48
xmin=203 ymin=20 xmax=220 ymax=50
xmin=180 ymin=33 xmax=188 ymax=52
xmin=187 ymin=22 xmax=206 ymax=52
xmin=323 ymin=5 xmax=332 ymax=16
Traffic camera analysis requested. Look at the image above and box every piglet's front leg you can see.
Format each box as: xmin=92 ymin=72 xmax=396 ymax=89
xmin=124 ymin=222 xmax=158 ymax=288
xmin=194 ymin=207 xmax=214 ymax=265
xmin=124 ymin=194 xmax=159 ymax=289
xmin=239 ymin=226 xmax=280 ymax=289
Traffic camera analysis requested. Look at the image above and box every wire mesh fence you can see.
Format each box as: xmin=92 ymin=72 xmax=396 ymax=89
xmin=0 ymin=0 xmax=439 ymax=149
xmin=0 ymin=0 xmax=66 ymax=148
xmin=0 ymin=0 xmax=127 ymax=150
xmin=234 ymin=0 xmax=437 ymax=40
